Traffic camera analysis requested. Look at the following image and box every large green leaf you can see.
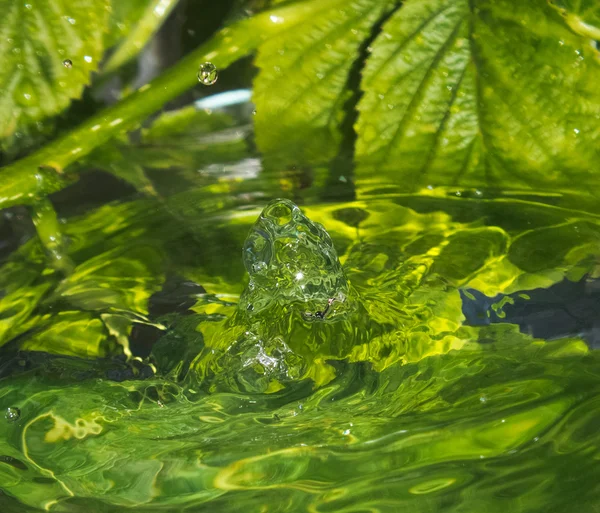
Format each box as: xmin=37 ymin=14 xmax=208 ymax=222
xmin=252 ymin=0 xmax=395 ymax=167
xmin=354 ymin=0 xmax=600 ymax=193
xmin=248 ymin=0 xmax=600 ymax=194
xmin=0 ymin=0 xmax=110 ymax=145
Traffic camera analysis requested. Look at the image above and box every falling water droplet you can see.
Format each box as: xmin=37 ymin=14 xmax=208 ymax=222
xmin=197 ymin=62 xmax=218 ymax=86
xmin=63 ymin=59 xmax=73 ymax=68
xmin=5 ymin=407 xmax=20 ymax=423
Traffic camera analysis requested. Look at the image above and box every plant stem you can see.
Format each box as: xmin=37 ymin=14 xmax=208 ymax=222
xmin=0 ymin=0 xmax=339 ymax=210
xmin=102 ymin=0 xmax=181 ymax=74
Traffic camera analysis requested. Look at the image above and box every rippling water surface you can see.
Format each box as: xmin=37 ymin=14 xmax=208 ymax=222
xmin=1 ymin=183 xmax=600 ymax=512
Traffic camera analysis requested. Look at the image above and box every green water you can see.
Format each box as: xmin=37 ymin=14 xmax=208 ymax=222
xmin=1 ymin=176 xmax=600 ymax=511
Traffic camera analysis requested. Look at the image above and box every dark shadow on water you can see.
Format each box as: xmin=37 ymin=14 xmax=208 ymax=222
xmin=462 ymin=276 xmax=600 ymax=349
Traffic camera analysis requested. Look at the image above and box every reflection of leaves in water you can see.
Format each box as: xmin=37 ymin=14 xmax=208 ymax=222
xmin=1 ymin=191 xmax=600 ymax=509
xmin=84 ymin=107 xmax=251 ymax=194
xmin=0 ymin=201 xmax=170 ymax=357
xmin=0 ymin=327 xmax=597 ymax=511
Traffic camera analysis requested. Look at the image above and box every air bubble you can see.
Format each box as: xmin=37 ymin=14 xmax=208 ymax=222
xmin=198 ymin=62 xmax=218 ymax=86
xmin=63 ymin=59 xmax=73 ymax=68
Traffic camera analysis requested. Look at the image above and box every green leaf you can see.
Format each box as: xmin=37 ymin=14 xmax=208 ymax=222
xmin=0 ymin=0 xmax=110 ymax=144
xmin=105 ymin=0 xmax=155 ymax=49
xmin=103 ymin=0 xmax=181 ymax=73
xmin=252 ymin=0 xmax=395 ymax=167
xmin=354 ymin=0 xmax=600 ymax=194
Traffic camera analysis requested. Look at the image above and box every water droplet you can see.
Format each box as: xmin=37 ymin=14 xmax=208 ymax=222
xmin=25 ymin=3 xmax=32 ymax=9
xmin=16 ymin=83 xmax=35 ymax=106
xmin=197 ymin=62 xmax=218 ymax=85
xmin=84 ymin=55 xmax=92 ymax=63
xmin=573 ymin=128 xmax=580 ymax=135
xmin=5 ymin=407 xmax=20 ymax=422
xmin=558 ymin=40 xmax=564 ymax=46
xmin=252 ymin=109 xmax=257 ymax=115
xmin=63 ymin=59 xmax=72 ymax=68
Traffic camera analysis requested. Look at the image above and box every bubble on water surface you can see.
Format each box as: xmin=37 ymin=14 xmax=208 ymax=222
xmin=63 ymin=59 xmax=72 ymax=68
xmin=5 ymin=407 xmax=20 ymax=422
xmin=197 ymin=62 xmax=218 ymax=86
